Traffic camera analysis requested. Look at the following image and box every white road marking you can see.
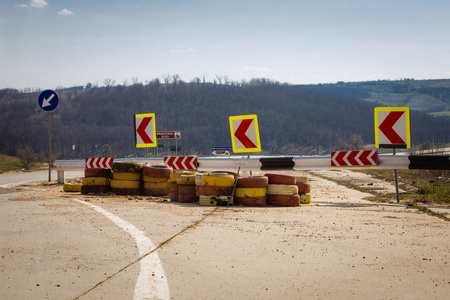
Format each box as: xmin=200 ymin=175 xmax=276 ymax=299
xmin=73 ymin=198 xmax=170 ymax=300
xmin=0 ymin=181 xmax=30 ymax=188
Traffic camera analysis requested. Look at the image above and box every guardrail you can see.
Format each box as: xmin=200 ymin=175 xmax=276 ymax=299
xmin=55 ymin=154 xmax=450 ymax=183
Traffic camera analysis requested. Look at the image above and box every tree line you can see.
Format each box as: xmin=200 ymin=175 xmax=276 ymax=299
xmin=0 ymin=78 xmax=449 ymax=160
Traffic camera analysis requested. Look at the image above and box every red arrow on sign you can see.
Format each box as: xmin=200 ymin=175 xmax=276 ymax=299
xmin=174 ymin=158 xmax=184 ymax=169
xmin=165 ymin=156 xmax=176 ymax=168
xmin=379 ymin=111 xmax=405 ymax=144
xmin=180 ymin=157 xmax=190 ymax=169
xmin=234 ymin=119 xmax=257 ymax=148
xmin=164 ymin=156 xmax=197 ymax=170
xmin=333 ymin=151 xmax=347 ymax=166
xmin=136 ymin=117 xmax=153 ymax=143
xmin=331 ymin=150 xmax=378 ymax=167
xmin=346 ymin=151 xmax=359 ymax=166
xmin=357 ymin=150 xmax=377 ymax=166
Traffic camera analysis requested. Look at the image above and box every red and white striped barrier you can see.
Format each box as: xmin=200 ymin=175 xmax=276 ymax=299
xmin=85 ymin=157 xmax=113 ymax=169
xmin=331 ymin=150 xmax=378 ymax=167
xmin=56 ymin=154 xmax=450 ymax=183
xmin=164 ymin=156 xmax=197 ymax=170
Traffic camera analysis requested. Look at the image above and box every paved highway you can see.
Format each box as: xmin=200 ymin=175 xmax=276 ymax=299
xmin=0 ymin=170 xmax=84 ymax=188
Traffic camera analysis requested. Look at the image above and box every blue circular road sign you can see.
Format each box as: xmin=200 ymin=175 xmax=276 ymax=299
xmin=38 ymin=89 xmax=59 ymax=112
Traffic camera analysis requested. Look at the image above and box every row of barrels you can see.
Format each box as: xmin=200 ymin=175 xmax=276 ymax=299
xmin=64 ymin=162 xmax=312 ymax=206
xmin=171 ymin=172 xmax=236 ymax=205
xmin=170 ymin=172 xmax=312 ymax=207
xmin=78 ymin=163 xmax=172 ymax=196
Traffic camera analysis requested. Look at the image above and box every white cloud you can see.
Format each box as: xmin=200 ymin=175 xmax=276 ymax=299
xmin=15 ymin=0 xmax=48 ymax=8
xmin=57 ymin=9 xmax=74 ymax=16
xmin=30 ymin=0 xmax=48 ymax=7
xmin=169 ymin=48 xmax=197 ymax=53
xmin=241 ymin=66 xmax=269 ymax=72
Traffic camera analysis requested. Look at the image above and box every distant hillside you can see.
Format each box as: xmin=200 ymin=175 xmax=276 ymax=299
xmin=1 ymin=79 xmax=449 ymax=160
xmin=302 ymin=79 xmax=450 ymax=114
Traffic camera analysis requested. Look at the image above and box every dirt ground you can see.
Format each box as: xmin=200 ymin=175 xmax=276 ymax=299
xmin=1 ymin=169 xmax=449 ymax=299
xmin=307 ymin=169 xmax=408 ymax=195
xmin=303 ymin=169 xmax=450 ymax=218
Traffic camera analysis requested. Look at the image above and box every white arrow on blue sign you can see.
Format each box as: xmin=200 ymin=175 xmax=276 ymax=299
xmin=38 ymin=90 xmax=59 ymax=112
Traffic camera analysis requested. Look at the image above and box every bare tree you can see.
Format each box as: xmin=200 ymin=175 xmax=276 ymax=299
xmin=103 ymin=78 xmax=116 ymax=87
xmin=162 ymin=74 xmax=171 ymax=85
xmin=132 ymin=77 xmax=140 ymax=85
xmin=336 ymin=134 xmax=363 ymax=150
xmin=172 ymin=74 xmax=181 ymax=86
xmin=17 ymin=145 xmax=36 ymax=170
xmin=191 ymin=77 xmax=201 ymax=85
xmin=349 ymin=134 xmax=363 ymax=149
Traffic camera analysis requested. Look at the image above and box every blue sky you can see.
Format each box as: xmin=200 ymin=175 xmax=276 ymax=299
xmin=1 ymin=0 xmax=450 ymax=89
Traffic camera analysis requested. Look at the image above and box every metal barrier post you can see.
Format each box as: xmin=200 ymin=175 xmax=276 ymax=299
xmin=57 ymin=171 xmax=65 ymax=184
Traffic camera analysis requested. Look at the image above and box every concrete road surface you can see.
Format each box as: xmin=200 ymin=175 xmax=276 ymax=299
xmin=0 ymin=170 xmax=84 ymax=188
xmin=0 ymin=171 xmax=449 ymax=299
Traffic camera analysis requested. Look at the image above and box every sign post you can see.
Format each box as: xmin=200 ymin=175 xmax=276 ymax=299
xmin=229 ymin=114 xmax=261 ymax=154
xmin=157 ymin=131 xmax=181 ymax=156
xmin=375 ymin=107 xmax=411 ymax=203
xmin=38 ymin=90 xmax=59 ymax=182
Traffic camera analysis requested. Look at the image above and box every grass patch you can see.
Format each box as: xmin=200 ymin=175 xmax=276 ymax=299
xmin=0 ymin=153 xmax=22 ymax=173
xmin=406 ymin=203 xmax=450 ymax=221
xmin=0 ymin=153 xmax=47 ymax=174
xmin=358 ymin=169 xmax=450 ymax=205
xmin=311 ymin=169 xmax=450 ymax=222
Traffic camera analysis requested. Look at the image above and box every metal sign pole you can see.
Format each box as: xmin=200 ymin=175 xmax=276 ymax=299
xmin=374 ymin=107 xmax=411 ymax=204
xmin=48 ymin=112 xmax=52 ymax=182
xmin=38 ymin=90 xmax=59 ymax=182
xmin=393 ymin=148 xmax=400 ymax=203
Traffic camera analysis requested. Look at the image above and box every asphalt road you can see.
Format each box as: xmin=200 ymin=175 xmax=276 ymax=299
xmin=0 ymin=170 xmax=84 ymax=188
xmin=1 ymin=171 xmax=449 ymax=300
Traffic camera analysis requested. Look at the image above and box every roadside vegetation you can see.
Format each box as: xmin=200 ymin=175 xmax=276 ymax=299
xmin=0 ymin=153 xmax=22 ymax=173
xmin=0 ymin=149 xmax=46 ymax=174
xmin=2 ymin=79 xmax=450 ymax=159
xmin=304 ymin=78 xmax=450 ymax=113
xmin=359 ymin=169 xmax=450 ymax=205
xmin=311 ymin=168 xmax=449 ymax=221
